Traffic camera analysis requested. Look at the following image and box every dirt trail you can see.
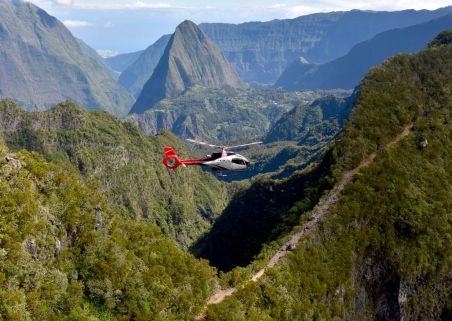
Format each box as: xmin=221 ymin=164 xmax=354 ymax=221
xmin=196 ymin=125 xmax=413 ymax=320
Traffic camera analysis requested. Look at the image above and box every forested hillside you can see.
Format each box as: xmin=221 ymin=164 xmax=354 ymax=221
xmin=215 ymin=94 xmax=354 ymax=181
xmin=0 ymin=100 xmax=229 ymax=247
xmin=0 ymin=144 xmax=217 ymax=320
xmin=202 ymin=32 xmax=452 ymax=320
xmin=128 ymin=86 xmax=324 ymax=142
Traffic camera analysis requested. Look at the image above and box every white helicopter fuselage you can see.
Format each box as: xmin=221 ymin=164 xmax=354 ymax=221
xmin=163 ymin=139 xmax=261 ymax=174
xmin=202 ymin=153 xmax=250 ymax=171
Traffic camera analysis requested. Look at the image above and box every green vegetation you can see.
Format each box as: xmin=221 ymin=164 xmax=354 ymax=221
xmin=192 ymin=156 xmax=333 ymax=271
xmin=0 ymin=100 xmax=229 ymax=247
xmin=428 ymin=29 xmax=452 ymax=48
xmin=191 ymin=95 xmax=354 ymax=260
xmin=0 ymin=147 xmax=217 ymax=320
xmin=203 ymin=33 xmax=452 ymax=319
xmin=129 ymin=86 xmax=332 ymax=143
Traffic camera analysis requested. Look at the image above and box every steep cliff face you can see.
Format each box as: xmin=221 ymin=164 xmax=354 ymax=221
xmin=0 ymin=100 xmax=229 ymax=247
xmin=113 ymin=8 xmax=452 ymax=90
xmin=119 ymin=35 xmax=171 ymax=97
xmin=130 ymin=20 xmax=245 ymax=114
xmin=0 ymin=0 xmax=134 ymax=115
xmin=199 ymin=7 xmax=452 ymax=84
xmin=276 ymin=14 xmax=452 ymax=91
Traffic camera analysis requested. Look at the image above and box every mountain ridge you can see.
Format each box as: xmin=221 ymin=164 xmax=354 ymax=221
xmin=0 ymin=99 xmax=229 ymax=247
xmin=114 ymin=6 xmax=452 ymax=88
xmin=201 ymin=32 xmax=452 ymax=320
xmin=118 ymin=35 xmax=171 ymax=97
xmin=130 ymin=20 xmax=245 ymax=114
xmin=0 ymin=0 xmax=134 ymax=115
xmin=276 ymin=14 xmax=452 ymax=90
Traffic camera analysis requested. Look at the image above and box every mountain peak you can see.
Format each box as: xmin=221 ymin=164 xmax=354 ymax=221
xmin=0 ymin=0 xmax=134 ymax=115
xmin=130 ymin=20 xmax=245 ymax=114
xmin=177 ymin=19 xmax=197 ymax=29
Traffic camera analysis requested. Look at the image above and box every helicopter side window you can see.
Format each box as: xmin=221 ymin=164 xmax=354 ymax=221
xmin=232 ymin=158 xmax=245 ymax=165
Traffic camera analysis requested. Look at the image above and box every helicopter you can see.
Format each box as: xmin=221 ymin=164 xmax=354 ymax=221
xmin=163 ymin=138 xmax=262 ymax=173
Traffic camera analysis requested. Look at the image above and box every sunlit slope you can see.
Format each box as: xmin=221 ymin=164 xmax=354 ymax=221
xmin=204 ymin=32 xmax=452 ymax=320
xmin=0 ymin=100 xmax=229 ymax=247
xmin=0 ymin=145 xmax=217 ymax=320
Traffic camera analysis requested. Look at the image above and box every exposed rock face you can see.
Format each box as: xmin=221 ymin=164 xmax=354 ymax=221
xmin=114 ymin=8 xmax=452 ymax=88
xmin=119 ymin=35 xmax=171 ymax=97
xmin=275 ymin=15 xmax=452 ymax=91
xmin=199 ymin=7 xmax=452 ymax=84
xmin=0 ymin=0 xmax=134 ymax=115
xmin=129 ymin=20 xmax=245 ymax=114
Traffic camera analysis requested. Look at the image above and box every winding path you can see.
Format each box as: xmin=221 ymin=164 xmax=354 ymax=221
xmin=196 ymin=124 xmax=413 ymax=320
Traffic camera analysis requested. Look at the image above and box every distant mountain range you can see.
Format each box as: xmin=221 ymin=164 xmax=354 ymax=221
xmin=105 ymin=50 xmax=144 ymax=73
xmin=112 ymin=6 xmax=452 ymax=90
xmin=0 ymin=0 xmax=134 ymax=115
xmin=130 ymin=20 xmax=245 ymax=114
xmin=276 ymin=14 xmax=452 ymax=91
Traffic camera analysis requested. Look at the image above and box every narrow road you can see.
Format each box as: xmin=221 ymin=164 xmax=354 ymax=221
xmin=197 ymin=125 xmax=413 ymax=320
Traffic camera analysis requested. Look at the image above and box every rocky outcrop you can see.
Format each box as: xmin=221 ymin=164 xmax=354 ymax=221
xmin=129 ymin=20 xmax=245 ymax=114
xmin=119 ymin=35 xmax=171 ymax=97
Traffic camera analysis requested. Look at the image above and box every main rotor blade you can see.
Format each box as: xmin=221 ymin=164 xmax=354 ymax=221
xmin=186 ymin=138 xmax=223 ymax=149
xmin=225 ymin=142 xmax=263 ymax=149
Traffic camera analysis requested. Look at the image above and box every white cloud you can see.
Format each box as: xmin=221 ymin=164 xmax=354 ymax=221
xmin=63 ymin=19 xmax=93 ymax=27
xmin=96 ymin=49 xmax=120 ymax=58
xmin=315 ymin=0 xmax=451 ymax=11
xmin=54 ymin=0 xmax=74 ymax=5
xmin=38 ymin=1 xmax=184 ymax=10
xmin=265 ymin=0 xmax=452 ymax=18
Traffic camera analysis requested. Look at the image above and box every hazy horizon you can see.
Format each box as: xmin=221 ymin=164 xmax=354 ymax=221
xmin=27 ymin=0 xmax=452 ymax=55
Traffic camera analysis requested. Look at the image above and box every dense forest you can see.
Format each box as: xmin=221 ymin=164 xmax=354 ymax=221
xmin=202 ymin=31 xmax=452 ymax=320
xmin=0 ymin=101 xmax=229 ymax=247
xmin=0 ymin=0 xmax=451 ymax=319
xmin=0 ymin=144 xmax=217 ymax=320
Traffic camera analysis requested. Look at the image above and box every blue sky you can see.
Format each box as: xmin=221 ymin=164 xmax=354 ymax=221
xmin=29 ymin=0 xmax=452 ymax=55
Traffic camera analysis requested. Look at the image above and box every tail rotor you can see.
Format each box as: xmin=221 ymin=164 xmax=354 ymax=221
xmin=163 ymin=147 xmax=183 ymax=169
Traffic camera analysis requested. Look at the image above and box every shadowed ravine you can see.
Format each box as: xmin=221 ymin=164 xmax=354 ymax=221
xmin=196 ymin=124 xmax=413 ymax=320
